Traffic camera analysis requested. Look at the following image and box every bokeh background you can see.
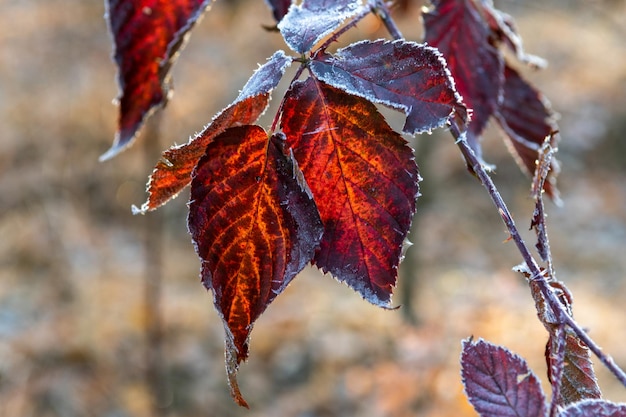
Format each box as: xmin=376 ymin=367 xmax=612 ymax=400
xmin=1 ymin=0 xmax=626 ymax=416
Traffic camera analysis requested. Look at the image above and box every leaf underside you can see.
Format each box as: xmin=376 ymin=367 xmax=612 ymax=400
xmin=188 ymin=126 xmax=323 ymax=407
xmin=461 ymin=338 xmax=547 ymax=417
xmin=103 ymin=0 xmax=212 ymax=160
xmin=281 ymin=77 xmax=419 ymax=306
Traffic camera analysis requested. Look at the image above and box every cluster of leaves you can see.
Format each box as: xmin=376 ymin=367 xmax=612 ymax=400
xmin=102 ymin=0 xmax=626 ymax=414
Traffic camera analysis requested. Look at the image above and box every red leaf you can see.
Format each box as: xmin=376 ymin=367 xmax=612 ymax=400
xmin=560 ymin=399 xmax=626 ymax=417
xmin=277 ymin=0 xmax=364 ymax=53
xmin=264 ymin=0 xmax=292 ymax=22
xmin=423 ymin=0 xmax=504 ymax=155
xmin=281 ymin=78 xmax=419 ymax=306
xmin=461 ymin=338 xmax=547 ymax=417
xmin=188 ymin=126 xmax=323 ymax=407
xmin=310 ymin=39 xmax=467 ymax=135
xmin=136 ymin=51 xmax=292 ymax=213
xmin=495 ymin=65 xmax=560 ymax=201
xmin=102 ymin=0 xmax=212 ymax=161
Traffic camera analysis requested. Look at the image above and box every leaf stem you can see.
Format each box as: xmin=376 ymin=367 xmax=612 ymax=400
xmin=454 ymin=130 xmax=626 ymax=390
xmin=316 ymin=5 xmax=373 ymax=54
xmin=370 ymin=0 xmax=403 ymax=40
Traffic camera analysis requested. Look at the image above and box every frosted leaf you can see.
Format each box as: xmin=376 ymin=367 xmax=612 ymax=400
xmin=238 ymin=50 xmax=293 ymax=101
xmin=278 ymin=0 xmax=365 ymax=54
xmin=310 ymin=39 xmax=467 ymax=135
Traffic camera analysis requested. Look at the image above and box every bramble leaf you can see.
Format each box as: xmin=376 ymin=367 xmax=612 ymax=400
xmin=559 ymin=399 xmax=626 ymax=417
xmin=188 ymin=126 xmax=323 ymax=407
xmin=136 ymin=51 xmax=292 ymax=213
xmin=281 ymin=78 xmax=419 ymax=306
xmin=461 ymin=338 xmax=547 ymax=417
xmin=423 ymin=0 xmax=504 ymax=155
xmin=310 ymin=39 xmax=467 ymax=135
xmin=495 ymin=65 xmax=560 ymax=201
xmin=102 ymin=0 xmax=213 ymax=160
xmin=277 ymin=0 xmax=364 ymax=54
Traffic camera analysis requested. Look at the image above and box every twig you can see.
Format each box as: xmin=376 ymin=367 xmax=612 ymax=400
xmin=369 ymin=0 xmax=403 ymax=40
xmin=454 ymin=132 xmax=626 ymax=389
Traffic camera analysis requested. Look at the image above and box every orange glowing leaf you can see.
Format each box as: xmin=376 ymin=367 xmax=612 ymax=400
xmin=281 ymin=78 xmax=419 ymax=306
xmin=188 ymin=125 xmax=323 ymax=406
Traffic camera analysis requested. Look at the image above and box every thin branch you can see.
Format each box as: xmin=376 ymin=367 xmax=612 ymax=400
xmin=316 ymin=5 xmax=373 ymax=53
xmin=369 ymin=0 xmax=403 ymax=40
xmin=454 ymin=133 xmax=626 ymax=389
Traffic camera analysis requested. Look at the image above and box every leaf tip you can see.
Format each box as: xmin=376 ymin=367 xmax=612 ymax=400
xmin=98 ymin=145 xmax=120 ymax=162
xmin=131 ymin=203 xmax=148 ymax=215
xmin=99 ymin=130 xmax=136 ymax=162
xmin=224 ymin=329 xmax=250 ymax=408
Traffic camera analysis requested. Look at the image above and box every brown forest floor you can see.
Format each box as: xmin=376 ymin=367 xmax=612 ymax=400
xmin=1 ymin=1 xmax=626 ymax=416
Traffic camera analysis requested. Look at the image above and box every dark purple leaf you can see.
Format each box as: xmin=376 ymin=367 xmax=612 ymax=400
xmin=278 ymin=0 xmax=364 ymax=53
xmin=461 ymin=338 xmax=547 ymax=417
xmin=495 ymin=65 xmax=560 ymax=201
xmin=265 ymin=0 xmax=292 ymax=22
xmin=310 ymin=39 xmax=467 ymax=134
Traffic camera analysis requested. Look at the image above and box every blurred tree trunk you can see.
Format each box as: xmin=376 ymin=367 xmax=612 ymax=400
xmin=142 ymin=110 xmax=171 ymax=415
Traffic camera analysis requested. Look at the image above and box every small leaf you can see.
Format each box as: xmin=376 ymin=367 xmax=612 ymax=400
xmin=278 ymin=0 xmax=364 ymax=54
xmin=527 ymin=277 xmax=602 ymax=407
xmin=547 ymin=329 xmax=602 ymax=406
xmin=423 ymin=0 xmax=504 ymax=156
xmin=461 ymin=338 xmax=547 ymax=417
xmin=102 ymin=0 xmax=213 ymax=160
xmin=281 ymin=78 xmax=419 ymax=306
xmin=495 ymin=65 xmax=560 ymax=201
xmin=188 ymin=126 xmax=323 ymax=407
xmin=559 ymin=399 xmax=626 ymax=417
xmin=310 ymin=39 xmax=467 ymax=135
xmin=136 ymin=51 xmax=292 ymax=212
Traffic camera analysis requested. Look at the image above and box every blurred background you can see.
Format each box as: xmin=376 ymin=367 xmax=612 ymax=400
xmin=1 ymin=0 xmax=625 ymax=416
